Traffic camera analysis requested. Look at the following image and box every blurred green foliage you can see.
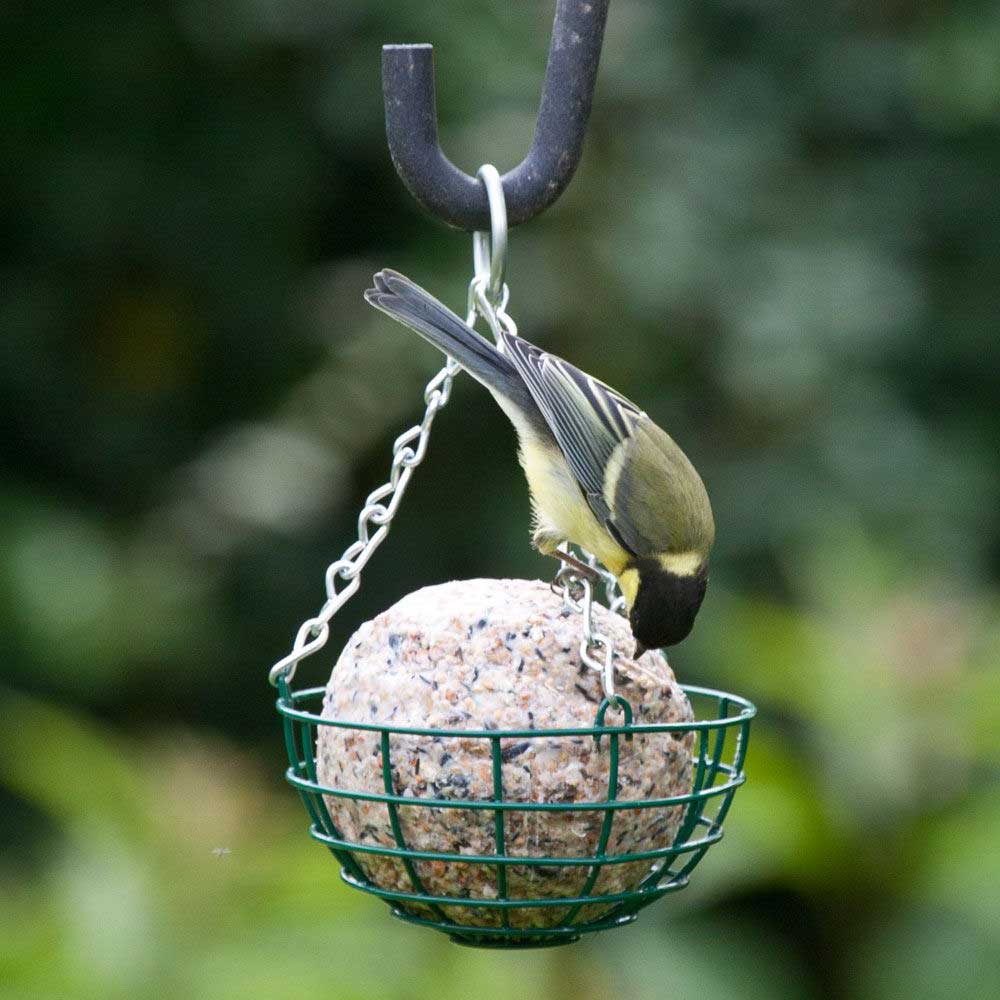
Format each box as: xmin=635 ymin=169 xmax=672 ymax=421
xmin=2 ymin=1 xmax=999 ymax=998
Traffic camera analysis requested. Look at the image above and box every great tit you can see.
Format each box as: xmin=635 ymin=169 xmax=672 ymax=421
xmin=365 ymin=270 xmax=714 ymax=653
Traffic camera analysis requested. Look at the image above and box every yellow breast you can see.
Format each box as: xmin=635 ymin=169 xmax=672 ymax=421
xmin=519 ymin=433 xmax=630 ymax=577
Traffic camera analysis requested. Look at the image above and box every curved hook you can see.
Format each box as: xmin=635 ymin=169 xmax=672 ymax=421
xmin=381 ymin=0 xmax=611 ymax=231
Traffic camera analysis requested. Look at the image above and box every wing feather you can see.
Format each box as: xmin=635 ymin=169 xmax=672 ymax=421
xmin=499 ymin=331 xmax=642 ymax=541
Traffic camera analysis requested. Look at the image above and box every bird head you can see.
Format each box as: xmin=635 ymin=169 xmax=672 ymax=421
xmin=618 ymin=554 xmax=709 ymax=656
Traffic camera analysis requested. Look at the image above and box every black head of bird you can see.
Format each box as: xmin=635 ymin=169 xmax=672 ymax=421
xmin=626 ymin=558 xmax=709 ymax=657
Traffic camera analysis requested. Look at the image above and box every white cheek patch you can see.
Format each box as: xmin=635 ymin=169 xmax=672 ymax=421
xmin=602 ymin=439 xmax=629 ymax=511
xmin=658 ymin=551 xmax=703 ymax=577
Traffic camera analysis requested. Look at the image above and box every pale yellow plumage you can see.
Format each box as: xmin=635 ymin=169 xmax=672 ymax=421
xmin=518 ymin=430 xmax=630 ymax=574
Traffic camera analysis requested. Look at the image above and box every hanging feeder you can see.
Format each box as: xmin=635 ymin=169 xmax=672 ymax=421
xmin=275 ymin=593 xmax=753 ymax=947
xmin=269 ymin=0 xmax=755 ymax=949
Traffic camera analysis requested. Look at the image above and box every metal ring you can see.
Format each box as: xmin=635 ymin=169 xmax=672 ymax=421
xmin=580 ymin=634 xmax=616 ymax=700
xmin=473 ymin=164 xmax=507 ymax=304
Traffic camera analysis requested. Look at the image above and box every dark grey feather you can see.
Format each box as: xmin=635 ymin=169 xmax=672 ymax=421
xmin=498 ymin=329 xmax=642 ymax=529
xmin=364 ymin=270 xmax=539 ymax=419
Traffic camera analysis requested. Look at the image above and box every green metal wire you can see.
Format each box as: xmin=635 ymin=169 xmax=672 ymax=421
xmin=275 ymin=681 xmax=754 ymax=948
xmin=308 ymin=812 xmax=726 ymax=865
xmin=559 ymin=710 xmax=621 ymax=925
xmin=488 ymin=738 xmax=511 ymax=929
xmin=378 ymin=730 xmax=451 ymax=924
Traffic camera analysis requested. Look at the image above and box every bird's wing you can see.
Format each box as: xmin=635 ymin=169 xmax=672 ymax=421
xmin=607 ymin=419 xmax=715 ymax=557
xmin=499 ymin=330 xmax=643 ymax=544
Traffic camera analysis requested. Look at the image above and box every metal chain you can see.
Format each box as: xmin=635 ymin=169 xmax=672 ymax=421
xmin=270 ymin=167 xmax=508 ymax=688
xmin=553 ymin=546 xmax=626 ymax=701
xmin=268 ymin=341 xmax=465 ymax=686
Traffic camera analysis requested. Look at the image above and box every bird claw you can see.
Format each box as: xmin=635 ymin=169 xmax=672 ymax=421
xmin=549 ymin=550 xmax=601 ymax=583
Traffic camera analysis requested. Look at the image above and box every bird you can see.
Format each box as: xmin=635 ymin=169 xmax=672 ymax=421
xmin=364 ymin=269 xmax=714 ymax=653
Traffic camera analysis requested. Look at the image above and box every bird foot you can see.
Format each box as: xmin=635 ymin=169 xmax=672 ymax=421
xmin=548 ymin=550 xmax=601 ymax=583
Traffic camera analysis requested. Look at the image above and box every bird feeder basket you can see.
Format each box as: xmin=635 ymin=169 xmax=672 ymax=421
xmin=276 ymin=676 xmax=752 ymax=947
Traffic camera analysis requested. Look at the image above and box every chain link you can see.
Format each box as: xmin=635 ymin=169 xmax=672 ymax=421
xmin=470 ymin=276 xmax=516 ymax=346
xmin=553 ymin=546 xmax=628 ymax=702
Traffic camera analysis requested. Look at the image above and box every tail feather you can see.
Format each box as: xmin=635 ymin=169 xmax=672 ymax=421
xmin=364 ymin=269 xmax=535 ymax=414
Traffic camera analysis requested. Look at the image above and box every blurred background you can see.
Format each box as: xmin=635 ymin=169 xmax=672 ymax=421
xmin=2 ymin=1 xmax=999 ymax=997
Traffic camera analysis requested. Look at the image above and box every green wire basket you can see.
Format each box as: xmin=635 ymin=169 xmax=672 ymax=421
xmin=276 ymin=677 xmax=754 ymax=948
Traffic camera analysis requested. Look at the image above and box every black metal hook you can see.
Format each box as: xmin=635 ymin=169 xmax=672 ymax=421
xmin=381 ymin=0 xmax=611 ymax=231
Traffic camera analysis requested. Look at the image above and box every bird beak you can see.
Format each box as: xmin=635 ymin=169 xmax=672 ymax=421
xmin=633 ymin=641 xmax=647 ymax=659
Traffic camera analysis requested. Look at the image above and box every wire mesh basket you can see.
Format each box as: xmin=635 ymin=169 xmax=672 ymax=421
xmin=276 ymin=676 xmax=754 ymax=948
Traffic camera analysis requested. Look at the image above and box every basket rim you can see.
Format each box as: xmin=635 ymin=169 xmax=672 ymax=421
xmin=389 ymin=905 xmax=639 ymax=940
xmin=307 ymin=813 xmax=724 ymax=865
xmin=276 ymin=682 xmax=756 ymax=739
xmin=288 ymin=763 xmax=744 ymax=813
xmin=338 ymin=866 xmax=688 ymax=909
